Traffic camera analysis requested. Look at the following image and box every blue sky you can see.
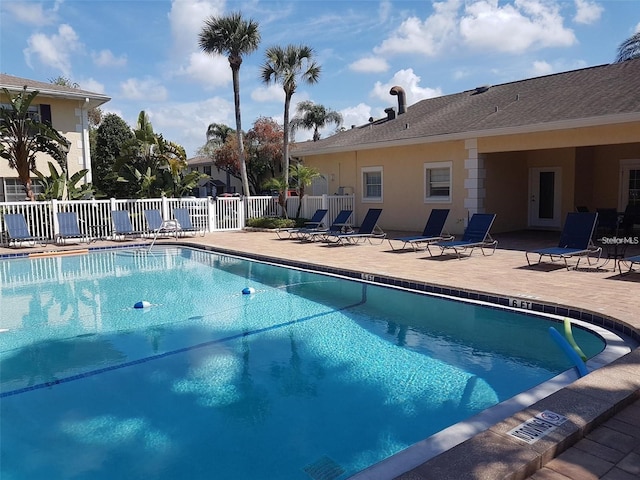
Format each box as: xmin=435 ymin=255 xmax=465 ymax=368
xmin=2 ymin=0 xmax=639 ymax=158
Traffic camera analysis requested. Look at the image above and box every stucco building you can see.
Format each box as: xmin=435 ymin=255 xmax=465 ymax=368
xmin=1 ymin=74 xmax=110 ymax=202
xmin=293 ymin=59 xmax=640 ymax=234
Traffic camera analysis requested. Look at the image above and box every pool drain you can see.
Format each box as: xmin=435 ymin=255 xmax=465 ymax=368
xmin=303 ymin=455 xmax=345 ymax=480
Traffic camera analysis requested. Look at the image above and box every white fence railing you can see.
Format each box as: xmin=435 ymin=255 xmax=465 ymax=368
xmin=0 ymin=195 xmax=355 ymax=245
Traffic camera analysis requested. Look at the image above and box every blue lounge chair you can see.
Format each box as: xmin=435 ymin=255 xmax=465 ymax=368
xmin=144 ymin=209 xmax=180 ymax=239
xmin=173 ymin=208 xmax=204 ymax=237
xmin=275 ymin=209 xmax=328 ymax=239
xmin=3 ymin=213 xmax=43 ymax=248
xmin=302 ymin=209 xmax=353 ymax=241
xmin=427 ymin=213 xmax=498 ymax=258
xmin=619 ymin=254 xmax=640 ymax=275
xmin=326 ymin=208 xmax=386 ymax=245
xmin=56 ymin=211 xmax=88 ymax=245
xmin=525 ymin=212 xmax=601 ymax=270
xmin=388 ymin=209 xmax=453 ymax=251
xmin=111 ymin=210 xmax=144 ymax=241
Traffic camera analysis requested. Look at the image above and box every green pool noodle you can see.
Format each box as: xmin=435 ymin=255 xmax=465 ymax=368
xmin=564 ymin=318 xmax=587 ymax=362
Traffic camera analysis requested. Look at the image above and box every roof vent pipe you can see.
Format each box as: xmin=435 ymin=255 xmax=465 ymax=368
xmin=390 ymin=86 xmax=406 ymax=115
xmin=384 ymin=107 xmax=396 ymax=120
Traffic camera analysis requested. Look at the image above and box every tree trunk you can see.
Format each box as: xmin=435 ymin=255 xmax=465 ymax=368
xmin=231 ymin=66 xmax=251 ymax=197
xmin=282 ymin=93 xmax=292 ymax=218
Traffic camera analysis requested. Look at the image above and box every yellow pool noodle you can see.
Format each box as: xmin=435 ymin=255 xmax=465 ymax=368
xmin=564 ymin=318 xmax=587 ymax=362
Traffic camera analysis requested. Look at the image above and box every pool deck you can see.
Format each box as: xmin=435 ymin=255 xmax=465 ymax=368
xmin=1 ymin=229 xmax=639 ymax=480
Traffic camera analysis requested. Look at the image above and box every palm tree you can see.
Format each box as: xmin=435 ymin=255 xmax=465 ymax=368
xmin=290 ymin=162 xmax=321 ymax=219
xmin=206 ymin=122 xmax=234 ymax=147
xmin=0 ymin=86 xmax=70 ymax=201
xmin=260 ymin=44 xmax=321 ymax=199
xmin=615 ymin=32 xmax=640 ymax=62
xmin=199 ymin=12 xmax=260 ymax=197
xmin=290 ymin=101 xmax=343 ymax=141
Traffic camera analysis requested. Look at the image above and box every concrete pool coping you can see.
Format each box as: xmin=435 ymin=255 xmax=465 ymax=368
xmin=1 ymin=229 xmax=639 ymax=479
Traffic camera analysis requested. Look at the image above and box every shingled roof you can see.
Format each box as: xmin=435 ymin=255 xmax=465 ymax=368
xmin=293 ymin=58 xmax=640 ymax=155
xmin=0 ymin=73 xmax=111 ymax=108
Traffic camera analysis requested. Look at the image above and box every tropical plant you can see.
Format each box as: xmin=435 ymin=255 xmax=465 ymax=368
xmin=199 ymin=12 xmax=261 ymax=197
xmin=260 ymin=44 xmax=321 ymax=202
xmin=289 ymin=162 xmax=321 ymax=218
xmin=0 ymin=86 xmax=71 ymax=201
xmin=261 ymin=175 xmax=289 ymax=218
xmin=115 ymin=111 xmax=201 ymax=198
xmin=290 ymin=101 xmax=343 ymax=141
xmin=615 ymin=32 xmax=640 ymax=62
xmin=206 ymin=122 xmax=234 ymax=146
xmin=34 ymin=161 xmax=94 ymax=200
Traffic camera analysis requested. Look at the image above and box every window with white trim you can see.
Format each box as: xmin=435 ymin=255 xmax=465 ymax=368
xmin=2 ymin=178 xmax=44 ymax=202
xmin=424 ymin=161 xmax=452 ymax=203
xmin=362 ymin=166 xmax=382 ymax=202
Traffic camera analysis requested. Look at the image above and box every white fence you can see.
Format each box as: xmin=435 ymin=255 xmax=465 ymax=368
xmin=0 ymin=195 xmax=355 ymax=244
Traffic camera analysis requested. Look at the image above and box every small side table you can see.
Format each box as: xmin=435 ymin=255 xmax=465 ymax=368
xmin=597 ymin=238 xmax=628 ymax=271
xmin=87 ymin=224 xmax=109 ymax=243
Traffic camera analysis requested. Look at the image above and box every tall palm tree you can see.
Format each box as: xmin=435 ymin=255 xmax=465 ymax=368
xmin=260 ymin=44 xmax=321 ymax=196
xmin=615 ymin=32 xmax=640 ymax=62
xmin=290 ymin=100 xmax=343 ymax=141
xmin=199 ymin=12 xmax=260 ymax=197
xmin=0 ymin=86 xmax=70 ymax=201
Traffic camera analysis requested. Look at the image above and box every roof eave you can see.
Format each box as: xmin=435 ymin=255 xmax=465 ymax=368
xmin=0 ymin=83 xmax=111 ymax=109
xmin=295 ymin=113 xmax=640 ymax=156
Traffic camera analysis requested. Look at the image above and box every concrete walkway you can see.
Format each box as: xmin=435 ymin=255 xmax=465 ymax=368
xmin=1 ymin=229 xmax=639 ymax=479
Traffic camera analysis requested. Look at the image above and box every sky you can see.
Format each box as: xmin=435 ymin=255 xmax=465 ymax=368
xmin=1 ymin=0 xmax=639 ymax=158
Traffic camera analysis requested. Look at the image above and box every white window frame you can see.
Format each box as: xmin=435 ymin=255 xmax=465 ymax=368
xmin=361 ymin=166 xmax=383 ymax=202
xmin=424 ymin=161 xmax=452 ymax=203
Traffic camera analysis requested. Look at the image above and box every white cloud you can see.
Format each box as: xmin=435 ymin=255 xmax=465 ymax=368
xmin=349 ymin=57 xmax=389 ymax=73
xmin=573 ymin=0 xmax=603 ymax=25
xmin=79 ymin=77 xmax=105 ymax=94
xmin=147 ymin=96 xmax=235 ymax=157
xmin=459 ymin=0 xmax=576 ymax=53
xmin=374 ymin=0 xmax=461 ymax=56
xmin=251 ymin=84 xmax=284 ymax=103
xmin=120 ymin=78 xmax=168 ymax=102
xmin=339 ymin=103 xmax=375 ymax=130
xmin=371 ymin=69 xmax=442 ymax=106
xmin=168 ymin=0 xmax=224 ymax=56
xmin=92 ymin=49 xmax=127 ymax=68
xmin=174 ymin=51 xmax=230 ymax=87
xmin=528 ymin=58 xmax=588 ymax=79
xmin=3 ymin=0 xmax=62 ymax=26
xmin=530 ymin=60 xmax=554 ymax=76
xmin=23 ymin=24 xmax=82 ymax=75
xmin=634 ymin=22 xmax=640 ymax=34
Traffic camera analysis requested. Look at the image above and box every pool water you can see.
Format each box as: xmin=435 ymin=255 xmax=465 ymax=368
xmin=0 ymin=247 xmax=605 ymax=479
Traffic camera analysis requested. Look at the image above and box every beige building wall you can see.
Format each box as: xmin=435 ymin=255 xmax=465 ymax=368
xmin=302 ymin=121 xmax=640 ymax=234
xmin=0 ymin=94 xmax=90 ymax=182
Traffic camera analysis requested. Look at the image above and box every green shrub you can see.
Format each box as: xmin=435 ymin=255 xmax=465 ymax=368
xmin=246 ymin=217 xmax=297 ymax=229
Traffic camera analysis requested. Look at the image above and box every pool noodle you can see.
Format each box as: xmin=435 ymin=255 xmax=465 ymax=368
xmin=563 ymin=318 xmax=587 ymax=362
xmin=549 ymin=326 xmax=589 ymax=377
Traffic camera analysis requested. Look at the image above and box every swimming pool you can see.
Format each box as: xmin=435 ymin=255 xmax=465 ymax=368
xmin=0 ymin=246 xmax=616 ymax=479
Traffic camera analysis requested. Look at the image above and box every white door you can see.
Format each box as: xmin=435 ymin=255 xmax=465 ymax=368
xmin=528 ymin=167 xmax=562 ymax=228
xmin=619 ymin=160 xmax=640 ymax=210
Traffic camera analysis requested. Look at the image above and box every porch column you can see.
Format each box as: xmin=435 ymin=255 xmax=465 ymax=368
xmin=463 ymin=139 xmax=486 ymax=217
